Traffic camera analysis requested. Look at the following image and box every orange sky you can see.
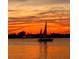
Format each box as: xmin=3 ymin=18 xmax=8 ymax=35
xmin=8 ymin=0 xmax=70 ymax=34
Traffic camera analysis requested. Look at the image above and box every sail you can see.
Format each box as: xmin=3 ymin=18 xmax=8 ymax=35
xmin=38 ymin=21 xmax=53 ymax=42
xmin=40 ymin=28 xmax=42 ymax=34
xmin=43 ymin=21 xmax=47 ymax=35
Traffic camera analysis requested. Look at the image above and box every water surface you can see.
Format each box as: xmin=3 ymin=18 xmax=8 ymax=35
xmin=8 ymin=38 xmax=70 ymax=59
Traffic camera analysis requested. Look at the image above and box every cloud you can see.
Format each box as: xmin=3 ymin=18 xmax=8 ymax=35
xmin=8 ymin=9 xmax=22 ymax=13
xmin=9 ymin=0 xmax=69 ymax=6
xmin=8 ymin=10 xmax=15 ymax=12
xmin=8 ymin=16 xmax=38 ymax=24
xmin=8 ymin=8 xmax=69 ymax=28
xmin=9 ymin=15 xmax=70 ymax=27
xmin=38 ymin=9 xmax=69 ymax=15
xmin=9 ymin=0 xmax=28 ymax=2
xmin=9 ymin=16 xmax=38 ymax=20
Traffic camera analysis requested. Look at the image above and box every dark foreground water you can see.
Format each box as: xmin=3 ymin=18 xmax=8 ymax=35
xmin=8 ymin=38 xmax=70 ymax=59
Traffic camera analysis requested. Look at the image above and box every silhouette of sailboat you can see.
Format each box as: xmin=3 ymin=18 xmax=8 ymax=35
xmin=38 ymin=22 xmax=53 ymax=42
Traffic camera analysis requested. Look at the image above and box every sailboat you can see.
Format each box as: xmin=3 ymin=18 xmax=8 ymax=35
xmin=38 ymin=22 xmax=53 ymax=42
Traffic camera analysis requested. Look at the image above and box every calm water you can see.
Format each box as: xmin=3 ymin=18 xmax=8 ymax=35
xmin=8 ymin=38 xmax=70 ymax=59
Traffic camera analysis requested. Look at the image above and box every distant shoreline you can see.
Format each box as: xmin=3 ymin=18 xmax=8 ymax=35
xmin=8 ymin=37 xmax=70 ymax=39
xmin=8 ymin=31 xmax=70 ymax=39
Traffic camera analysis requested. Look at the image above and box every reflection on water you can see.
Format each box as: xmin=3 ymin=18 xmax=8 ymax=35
xmin=40 ymin=42 xmax=48 ymax=59
xmin=8 ymin=38 xmax=70 ymax=59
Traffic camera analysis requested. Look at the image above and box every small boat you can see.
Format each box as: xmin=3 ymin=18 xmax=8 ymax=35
xmin=38 ymin=38 xmax=53 ymax=42
xmin=38 ymin=22 xmax=53 ymax=42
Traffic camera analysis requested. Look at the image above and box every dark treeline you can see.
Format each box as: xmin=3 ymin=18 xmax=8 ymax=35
xmin=8 ymin=31 xmax=70 ymax=39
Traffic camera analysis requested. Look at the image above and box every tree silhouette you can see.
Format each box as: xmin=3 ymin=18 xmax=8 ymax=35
xmin=8 ymin=31 xmax=70 ymax=38
xmin=18 ymin=31 xmax=26 ymax=38
xmin=8 ymin=33 xmax=17 ymax=38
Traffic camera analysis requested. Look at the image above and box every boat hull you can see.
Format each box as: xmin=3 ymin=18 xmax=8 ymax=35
xmin=38 ymin=38 xmax=53 ymax=42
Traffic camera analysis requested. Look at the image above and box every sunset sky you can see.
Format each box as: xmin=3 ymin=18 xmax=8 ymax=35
xmin=8 ymin=0 xmax=70 ymax=34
